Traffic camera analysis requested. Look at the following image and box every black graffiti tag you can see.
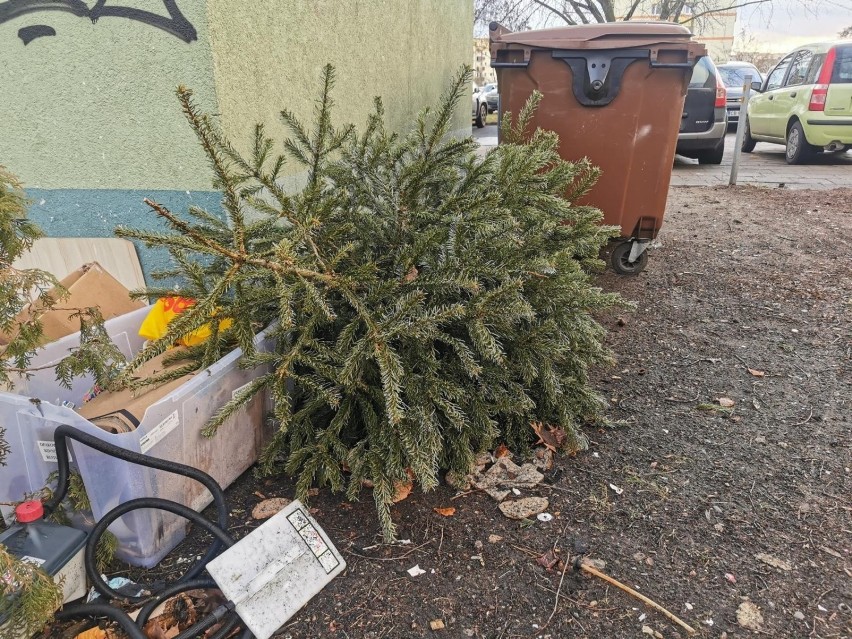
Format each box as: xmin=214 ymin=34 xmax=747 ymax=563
xmin=0 ymin=0 xmax=197 ymax=44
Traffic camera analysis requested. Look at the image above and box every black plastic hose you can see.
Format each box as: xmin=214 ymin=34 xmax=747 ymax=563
xmin=45 ymin=424 xmax=230 ymax=583
xmin=133 ymin=579 xmax=218 ymax=627
xmin=45 ymin=425 xmax=254 ymax=638
xmin=134 ymin=579 xmax=240 ymax=639
xmin=84 ymin=498 xmax=235 ymax=602
xmin=56 ymin=603 xmax=147 ymax=639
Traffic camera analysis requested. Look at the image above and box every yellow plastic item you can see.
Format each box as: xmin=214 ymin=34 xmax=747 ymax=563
xmin=138 ymin=297 xmax=233 ymax=347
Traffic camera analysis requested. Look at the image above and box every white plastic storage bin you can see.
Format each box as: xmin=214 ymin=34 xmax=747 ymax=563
xmin=0 ymin=306 xmax=275 ymax=567
xmin=1 ymin=308 xmax=146 ymax=514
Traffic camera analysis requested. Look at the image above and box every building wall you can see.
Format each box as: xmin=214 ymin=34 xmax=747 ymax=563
xmin=473 ymin=37 xmax=497 ymax=87
xmin=613 ymin=1 xmax=736 ymax=63
xmin=0 ymin=1 xmax=471 ymax=281
xmin=207 ymin=0 xmax=472 ymax=164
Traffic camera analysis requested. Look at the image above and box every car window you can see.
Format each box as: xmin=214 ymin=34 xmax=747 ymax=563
xmin=718 ymin=66 xmax=761 ymax=87
xmin=805 ymin=53 xmax=826 ymax=84
xmin=785 ymin=50 xmax=813 ymax=87
xmin=832 ymin=46 xmax=852 ymax=84
xmin=689 ymin=57 xmax=715 ymax=89
xmin=765 ymin=53 xmax=794 ymax=91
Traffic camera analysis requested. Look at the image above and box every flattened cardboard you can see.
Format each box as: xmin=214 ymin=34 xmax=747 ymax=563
xmin=77 ymin=347 xmax=195 ymax=434
xmin=0 ymin=262 xmax=144 ymax=346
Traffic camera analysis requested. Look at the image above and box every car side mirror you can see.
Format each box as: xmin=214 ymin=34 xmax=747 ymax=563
xmin=750 ymin=81 xmax=763 ymax=93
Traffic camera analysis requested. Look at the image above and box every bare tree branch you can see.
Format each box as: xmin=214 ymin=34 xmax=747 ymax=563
xmin=531 ymin=0 xmax=578 ymax=25
xmin=622 ymin=0 xmax=643 ymax=21
xmin=685 ymin=0 xmax=769 ymax=24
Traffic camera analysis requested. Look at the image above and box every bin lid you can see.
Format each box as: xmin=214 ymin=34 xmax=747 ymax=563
xmin=491 ymin=21 xmax=694 ymax=51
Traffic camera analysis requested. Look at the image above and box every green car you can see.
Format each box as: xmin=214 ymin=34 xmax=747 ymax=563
xmin=743 ymin=41 xmax=852 ymax=164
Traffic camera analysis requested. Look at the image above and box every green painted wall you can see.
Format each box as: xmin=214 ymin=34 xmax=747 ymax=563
xmin=0 ymin=4 xmax=218 ymax=191
xmin=206 ymin=0 xmax=473 ymax=165
xmin=0 ymin=1 xmax=472 ymax=279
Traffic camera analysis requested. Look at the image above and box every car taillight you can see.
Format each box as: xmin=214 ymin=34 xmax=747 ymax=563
xmin=809 ymin=85 xmax=828 ymax=111
xmin=715 ymin=75 xmax=726 ymax=108
xmin=809 ymin=47 xmax=837 ymax=111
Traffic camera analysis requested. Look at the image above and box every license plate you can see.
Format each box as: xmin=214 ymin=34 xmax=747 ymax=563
xmin=727 ymin=110 xmax=737 ymax=117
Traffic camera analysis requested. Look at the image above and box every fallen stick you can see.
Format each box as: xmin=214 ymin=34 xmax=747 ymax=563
xmin=580 ymin=561 xmax=696 ymax=635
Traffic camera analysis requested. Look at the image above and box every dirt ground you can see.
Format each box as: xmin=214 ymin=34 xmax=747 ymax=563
xmin=120 ymin=185 xmax=851 ymax=639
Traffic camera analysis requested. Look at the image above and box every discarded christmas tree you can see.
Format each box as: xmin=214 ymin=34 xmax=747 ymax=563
xmin=0 ymin=167 xmax=67 ymax=636
xmin=1 ymin=166 xmax=126 ymax=634
xmin=119 ymin=66 xmax=623 ymax=539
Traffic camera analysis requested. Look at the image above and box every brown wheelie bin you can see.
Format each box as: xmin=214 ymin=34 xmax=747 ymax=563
xmin=490 ymin=22 xmax=706 ymax=274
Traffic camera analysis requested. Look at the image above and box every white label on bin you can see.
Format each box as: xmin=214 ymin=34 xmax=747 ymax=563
xmin=37 ymin=441 xmax=72 ymax=463
xmin=232 ymin=381 xmax=253 ymax=400
xmin=140 ymin=410 xmax=180 ymax=454
xmin=21 ymin=555 xmax=46 ymax=567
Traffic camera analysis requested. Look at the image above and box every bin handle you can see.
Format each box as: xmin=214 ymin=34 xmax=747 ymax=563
xmin=648 ymin=60 xmax=694 ymax=69
xmin=491 ymin=61 xmax=530 ymax=68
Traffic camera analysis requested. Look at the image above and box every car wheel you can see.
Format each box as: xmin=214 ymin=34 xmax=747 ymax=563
xmin=785 ymin=121 xmax=816 ymax=165
xmin=610 ymin=241 xmax=649 ymax=276
xmin=697 ymin=138 xmax=725 ymax=165
xmin=475 ymin=103 xmax=487 ymax=129
xmin=741 ymin=117 xmax=757 ymax=153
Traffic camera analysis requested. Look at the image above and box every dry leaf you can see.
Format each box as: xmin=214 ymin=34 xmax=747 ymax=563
xmin=754 ymin=552 xmax=792 ymax=571
xmin=530 ymin=421 xmax=567 ymax=453
xmin=429 ymin=619 xmax=446 ymax=630
xmin=392 ymin=481 xmax=413 ymax=503
xmin=392 ymin=470 xmax=416 ymax=503
xmin=403 ymin=266 xmax=419 ymax=283
xmin=494 ymin=443 xmax=511 ymax=458
xmin=718 ymin=397 xmax=735 ymax=407
xmin=498 ymin=496 xmax=549 ymax=519
xmin=536 ymin=548 xmax=560 ymax=570
xmin=251 ymin=497 xmax=291 ymax=520
xmin=75 ymin=629 xmax=108 ymax=639
xmin=737 ymin=601 xmax=764 ymax=631
xmin=747 ymin=368 xmax=765 ymax=377
xmin=433 ymin=506 xmax=456 ymax=517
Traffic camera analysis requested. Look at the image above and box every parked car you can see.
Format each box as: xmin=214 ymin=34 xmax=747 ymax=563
xmin=484 ymin=86 xmax=499 ymax=113
xmin=676 ymin=56 xmax=728 ymax=164
xmin=472 ymin=85 xmax=488 ymax=128
xmin=743 ymin=41 xmax=852 ymax=164
xmin=717 ymin=61 xmax=763 ymax=128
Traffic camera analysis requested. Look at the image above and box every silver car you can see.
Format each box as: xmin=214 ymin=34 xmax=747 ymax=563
xmin=717 ymin=61 xmax=763 ymax=128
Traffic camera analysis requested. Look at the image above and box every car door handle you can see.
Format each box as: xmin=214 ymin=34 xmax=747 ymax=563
xmin=768 ymin=95 xmax=774 ymax=100
xmin=790 ymin=92 xmax=797 ymax=98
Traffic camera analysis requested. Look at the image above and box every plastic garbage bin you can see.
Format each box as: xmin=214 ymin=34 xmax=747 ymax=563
xmin=490 ymin=22 xmax=706 ymax=274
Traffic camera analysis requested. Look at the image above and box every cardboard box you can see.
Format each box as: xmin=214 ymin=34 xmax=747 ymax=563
xmin=77 ymin=347 xmax=196 ymax=433
xmin=0 ymin=262 xmax=145 ymax=346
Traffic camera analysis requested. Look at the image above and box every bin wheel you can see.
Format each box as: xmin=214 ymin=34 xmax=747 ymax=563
xmin=611 ymin=242 xmax=648 ymax=276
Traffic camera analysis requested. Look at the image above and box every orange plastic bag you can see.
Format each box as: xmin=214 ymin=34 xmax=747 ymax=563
xmin=138 ymin=296 xmax=232 ymax=347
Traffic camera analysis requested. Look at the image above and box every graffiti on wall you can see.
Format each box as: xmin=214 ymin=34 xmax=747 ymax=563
xmin=0 ymin=0 xmax=197 ymax=44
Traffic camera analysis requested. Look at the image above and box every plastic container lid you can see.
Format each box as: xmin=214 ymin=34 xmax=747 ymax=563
xmin=16 ymin=500 xmax=44 ymax=523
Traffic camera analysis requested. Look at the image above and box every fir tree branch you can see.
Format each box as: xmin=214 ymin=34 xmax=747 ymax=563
xmin=142 ymin=198 xmax=338 ymax=284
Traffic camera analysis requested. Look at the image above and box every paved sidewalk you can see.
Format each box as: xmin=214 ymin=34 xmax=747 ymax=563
xmin=473 ymin=126 xmax=852 ymax=190
xmin=672 ymin=133 xmax=852 ymax=189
